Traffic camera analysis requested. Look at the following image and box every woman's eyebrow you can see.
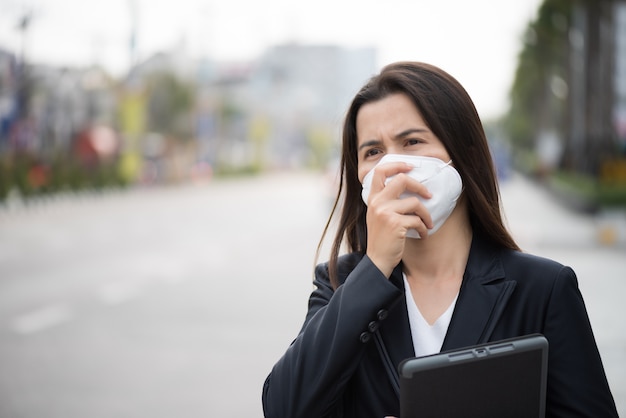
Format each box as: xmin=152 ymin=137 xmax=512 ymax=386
xmin=358 ymin=128 xmax=430 ymax=151
xmin=358 ymin=139 xmax=381 ymax=151
xmin=395 ymin=128 xmax=429 ymax=138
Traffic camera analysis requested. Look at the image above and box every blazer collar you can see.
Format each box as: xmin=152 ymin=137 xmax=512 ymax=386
xmin=441 ymin=233 xmax=517 ymax=351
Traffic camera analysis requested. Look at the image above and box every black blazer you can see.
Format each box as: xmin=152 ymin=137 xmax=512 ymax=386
xmin=262 ymin=234 xmax=618 ymax=417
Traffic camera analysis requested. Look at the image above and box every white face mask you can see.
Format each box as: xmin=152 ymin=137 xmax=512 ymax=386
xmin=361 ymin=154 xmax=463 ymax=238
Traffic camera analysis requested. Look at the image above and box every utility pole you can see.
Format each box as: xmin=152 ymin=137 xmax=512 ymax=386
xmin=128 ymin=0 xmax=139 ymax=72
xmin=15 ymin=10 xmax=32 ymax=119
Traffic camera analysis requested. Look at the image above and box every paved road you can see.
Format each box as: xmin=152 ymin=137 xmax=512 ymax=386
xmin=0 ymin=171 xmax=624 ymax=417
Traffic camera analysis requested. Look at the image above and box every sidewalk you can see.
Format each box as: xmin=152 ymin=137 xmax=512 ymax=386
xmin=499 ymin=173 xmax=626 ymax=415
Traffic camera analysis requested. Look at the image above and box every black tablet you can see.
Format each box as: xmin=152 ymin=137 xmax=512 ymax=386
xmin=399 ymin=334 xmax=549 ymax=418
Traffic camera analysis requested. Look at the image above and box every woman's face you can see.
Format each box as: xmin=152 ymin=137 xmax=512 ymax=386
xmin=356 ymin=93 xmax=451 ymax=182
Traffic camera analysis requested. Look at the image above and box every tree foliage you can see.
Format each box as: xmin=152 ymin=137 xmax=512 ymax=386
xmin=505 ymin=0 xmax=571 ymax=151
xmin=145 ymin=71 xmax=195 ymax=140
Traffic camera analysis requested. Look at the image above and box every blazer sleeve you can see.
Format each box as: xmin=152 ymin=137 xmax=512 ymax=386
xmin=262 ymin=255 xmax=402 ymax=418
xmin=543 ymin=266 xmax=618 ymax=417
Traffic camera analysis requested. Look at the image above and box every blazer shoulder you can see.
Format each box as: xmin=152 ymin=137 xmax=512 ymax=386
xmin=500 ymin=248 xmax=574 ymax=285
xmin=503 ymin=248 xmax=565 ymax=268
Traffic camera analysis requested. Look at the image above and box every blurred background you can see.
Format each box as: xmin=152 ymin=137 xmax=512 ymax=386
xmin=1 ymin=0 xmax=625 ymax=416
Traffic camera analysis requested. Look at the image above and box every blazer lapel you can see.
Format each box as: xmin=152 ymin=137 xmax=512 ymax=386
xmin=441 ymin=236 xmax=517 ymax=351
xmin=377 ymin=236 xmax=518 ymax=372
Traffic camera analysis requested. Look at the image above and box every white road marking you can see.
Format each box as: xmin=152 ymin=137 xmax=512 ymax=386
xmin=8 ymin=263 xmax=193 ymax=334
xmin=11 ymin=304 xmax=73 ymax=334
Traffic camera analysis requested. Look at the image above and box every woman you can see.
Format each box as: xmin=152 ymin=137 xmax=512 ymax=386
xmin=262 ymin=62 xmax=617 ymax=417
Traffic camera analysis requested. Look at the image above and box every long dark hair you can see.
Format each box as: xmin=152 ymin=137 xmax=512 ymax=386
xmin=317 ymin=61 xmax=519 ymax=289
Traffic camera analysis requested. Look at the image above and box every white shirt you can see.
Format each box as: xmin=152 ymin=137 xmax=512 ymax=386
xmin=403 ymin=273 xmax=458 ymax=357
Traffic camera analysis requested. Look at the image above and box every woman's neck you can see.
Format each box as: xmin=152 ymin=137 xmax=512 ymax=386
xmin=401 ymin=214 xmax=472 ymax=284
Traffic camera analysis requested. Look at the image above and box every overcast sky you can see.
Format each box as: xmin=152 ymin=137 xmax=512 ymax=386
xmin=0 ymin=0 xmax=542 ymax=119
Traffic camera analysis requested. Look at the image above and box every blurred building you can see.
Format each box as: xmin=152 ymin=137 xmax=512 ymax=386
xmin=0 ymin=60 xmax=116 ymax=159
xmin=245 ymin=43 xmax=377 ymax=169
xmin=1 ymin=39 xmax=378 ymax=195
xmin=0 ymin=48 xmax=19 ymax=154
xmin=194 ymin=43 xmax=377 ymax=172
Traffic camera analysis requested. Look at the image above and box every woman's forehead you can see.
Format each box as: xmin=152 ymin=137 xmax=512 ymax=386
xmin=356 ymin=95 xmax=428 ymax=140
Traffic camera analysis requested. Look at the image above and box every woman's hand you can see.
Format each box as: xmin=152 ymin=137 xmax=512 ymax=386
xmin=365 ymin=161 xmax=433 ymax=277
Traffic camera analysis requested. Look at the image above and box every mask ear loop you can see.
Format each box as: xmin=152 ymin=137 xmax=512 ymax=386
xmin=421 ymin=160 xmax=465 ymax=201
xmin=419 ymin=159 xmax=454 ymax=183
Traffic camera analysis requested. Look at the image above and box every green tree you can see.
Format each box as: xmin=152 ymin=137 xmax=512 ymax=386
xmin=504 ymin=0 xmax=571 ymax=155
xmin=146 ymin=72 xmax=195 ymax=140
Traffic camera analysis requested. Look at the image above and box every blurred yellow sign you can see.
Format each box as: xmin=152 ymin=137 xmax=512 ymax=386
xmin=119 ymin=92 xmax=146 ymax=137
xmin=600 ymin=159 xmax=626 ymax=184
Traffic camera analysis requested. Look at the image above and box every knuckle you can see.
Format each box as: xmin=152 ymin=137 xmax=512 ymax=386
xmin=395 ymin=173 xmax=408 ymax=183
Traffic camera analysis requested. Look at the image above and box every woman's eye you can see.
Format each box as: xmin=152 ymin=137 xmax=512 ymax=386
xmin=406 ymin=138 xmax=422 ymax=146
xmin=365 ymin=148 xmax=382 ymax=158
